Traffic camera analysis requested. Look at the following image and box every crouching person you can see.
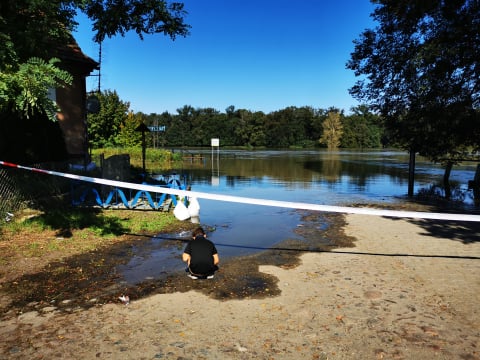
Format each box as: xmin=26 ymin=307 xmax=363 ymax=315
xmin=183 ymin=227 xmax=219 ymax=279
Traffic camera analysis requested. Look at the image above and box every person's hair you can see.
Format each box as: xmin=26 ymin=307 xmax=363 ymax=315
xmin=192 ymin=227 xmax=205 ymax=238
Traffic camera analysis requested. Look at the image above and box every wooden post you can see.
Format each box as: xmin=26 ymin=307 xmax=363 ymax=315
xmin=473 ymin=164 xmax=480 ymax=206
xmin=141 ymin=131 xmax=146 ymax=173
xmin=408 ymin=150 xmax=415 ymax=197
xmin=443 ymin=161 xmax=453 ymax=199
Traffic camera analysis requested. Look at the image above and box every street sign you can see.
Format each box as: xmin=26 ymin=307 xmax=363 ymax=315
xmin=148 ymin=126 xmax=166 ymax=132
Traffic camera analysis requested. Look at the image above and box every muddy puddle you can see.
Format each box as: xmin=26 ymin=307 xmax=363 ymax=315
xmin=1 ymin=211 xmax=354 ymax=317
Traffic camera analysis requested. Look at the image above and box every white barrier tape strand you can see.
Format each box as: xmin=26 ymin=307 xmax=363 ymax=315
xmin=2 ymin=160 xmax=480 ymax=222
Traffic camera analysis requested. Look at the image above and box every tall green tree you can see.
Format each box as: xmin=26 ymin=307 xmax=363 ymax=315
xmin=190 ymin=107 xmax=220 ymax=146
xmin=166 ymin=105 xmax=195 ymax=146
xmin=319 ymin=111 xmax=343 ymax=150
xmin=341 ymin=105 xmax=383 ymax=148
xmin=347 ymin=0 xmax=480 ymax=195
xmin=199 ymin=111 xmax=226 ymax=145
xmin=213 ymin=109 xmax=235 ymax=146
xmin=0 ymin=0 xmax=190 ymax=120
xmin=264 ymin=107 xmax=312 ymax=148
xmin=310 ymin=108 xmax=328 ymax=143
xmin=292 ymin=106 xmax=317 ymax=146
xmin=116 ymin=111 xmax=143 ymax=147
xmin=264 ymin=111 xmax=289 ymax=148
xmin=87 ymin=90 xmax=130 ymax=148
xmin=232 ymin=109 xmax=266 ymax=147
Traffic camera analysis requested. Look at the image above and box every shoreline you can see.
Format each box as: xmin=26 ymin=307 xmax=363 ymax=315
xmin=1 ymin=213 xmax=479 ymax=359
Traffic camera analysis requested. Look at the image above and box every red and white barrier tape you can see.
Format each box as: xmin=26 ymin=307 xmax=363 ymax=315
xmin=2 ymin=160 xmax=480 ymax=222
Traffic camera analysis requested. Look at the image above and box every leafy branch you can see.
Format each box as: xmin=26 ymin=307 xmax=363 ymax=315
xmin=0 ymin=58 xmax=73 ymax=121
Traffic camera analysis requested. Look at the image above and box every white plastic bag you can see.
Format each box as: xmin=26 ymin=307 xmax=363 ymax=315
xmin=187 ymin=197 xmax=200 ymax=217
xmin=173 ymin=200 xmax=190 ymax=221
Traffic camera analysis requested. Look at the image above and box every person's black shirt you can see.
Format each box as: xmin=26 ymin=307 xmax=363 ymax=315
xmin=184 ymin=236 xmax=218 ymax=276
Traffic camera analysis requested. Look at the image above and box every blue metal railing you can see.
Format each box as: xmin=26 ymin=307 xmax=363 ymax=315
xmin=71 ymin=175 xmax=187 ymax=210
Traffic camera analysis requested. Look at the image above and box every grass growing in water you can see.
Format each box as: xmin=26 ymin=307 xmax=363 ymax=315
xmin=91 ymin=147 xmax=183 ymax=173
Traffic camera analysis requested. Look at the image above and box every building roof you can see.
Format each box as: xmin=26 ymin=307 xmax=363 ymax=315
xmin=55 ymin=37 xmax=99 ymax=75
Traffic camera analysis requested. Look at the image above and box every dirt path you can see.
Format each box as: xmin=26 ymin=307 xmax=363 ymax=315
xmin=1 ymin=214 xmax=479 ymax=359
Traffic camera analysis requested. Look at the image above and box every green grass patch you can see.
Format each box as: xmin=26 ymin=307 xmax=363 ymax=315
xmin=3 ymin=207 xmax=177 ymax=238
xmin=114 ymin=211 xmax=176 ymax=233
xmin=0 ymin=206 xmax=186 ymax=260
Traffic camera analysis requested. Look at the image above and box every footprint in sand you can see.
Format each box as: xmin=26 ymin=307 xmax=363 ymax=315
xmin=364 ymin=290 xmax=383 ymax=299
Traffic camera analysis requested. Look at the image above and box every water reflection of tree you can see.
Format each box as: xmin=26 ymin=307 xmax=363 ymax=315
xmin=210 ymin=152 xmax=347 ymax=187
xmin=320 ymin=152 xmax=342 ymax=182
xmin=188 ymin=152 xmax=398 ymax=187
xmin=180 ymin=151 xmax=476 ymax=198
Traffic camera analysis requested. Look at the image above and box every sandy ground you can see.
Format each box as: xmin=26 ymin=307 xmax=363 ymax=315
xmin=1 ymin=214 xmax=479 ymax=360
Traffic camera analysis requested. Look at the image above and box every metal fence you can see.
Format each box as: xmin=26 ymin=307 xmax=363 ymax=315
xmin=0 ymin=167 xmax=22 ymax=223
xmin=0 ymin=159 xmax=186 ymax=226
xmin=0 ymin=163 xmax=71 ymax=225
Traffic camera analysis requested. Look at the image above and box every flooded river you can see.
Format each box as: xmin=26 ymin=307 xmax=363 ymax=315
xmin=118 ymin=149 xmax=477 ymax=283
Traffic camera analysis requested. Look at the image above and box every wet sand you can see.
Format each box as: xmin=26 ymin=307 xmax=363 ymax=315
xmin=1 ymin=213 xmax=479 ymax=359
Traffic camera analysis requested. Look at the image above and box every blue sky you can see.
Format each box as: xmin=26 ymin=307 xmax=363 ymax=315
xmin=74 ymin=1 xmax=376 ymax=115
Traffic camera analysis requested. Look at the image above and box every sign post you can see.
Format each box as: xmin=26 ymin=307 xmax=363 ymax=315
xmin=135 ymin=123 xmax=151 ymax=174
xmin=147 ymin=125 xmax=166 ymax=149
xmin=211 ymin=138 xmax=220 ymax=186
